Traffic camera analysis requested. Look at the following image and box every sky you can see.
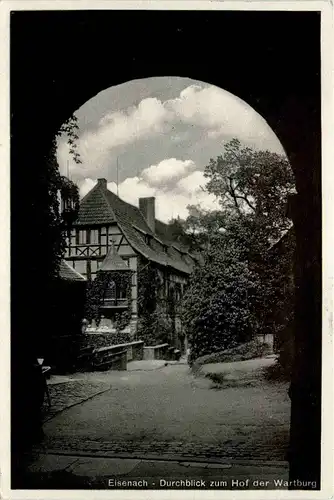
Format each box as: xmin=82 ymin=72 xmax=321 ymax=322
xmin=57 ymin=76 xmax=285 ymax=223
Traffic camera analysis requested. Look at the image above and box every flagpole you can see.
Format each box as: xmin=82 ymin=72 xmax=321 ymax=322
xmin=116 ymin=157 xmax=119 ymax=197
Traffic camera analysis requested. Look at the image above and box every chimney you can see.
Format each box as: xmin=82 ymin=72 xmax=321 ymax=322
xmin=139 ymin=197 xmax=155 ymax=233
xmin=97 ymin=178 xmax=107 ymax=190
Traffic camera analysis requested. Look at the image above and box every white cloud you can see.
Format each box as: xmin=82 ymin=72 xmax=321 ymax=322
xmin=77 ymin=157 xmax=220 ymax=223
xmin=57 ymin=82 xmax=281 ymax=178
xmin=177 ymin=170 xmax=207 ymax=194
xmin=165 ymin=85 xmax=258 ymax=135
xmin=93 ymin=83 xmax=273 ymax=148
xmin=57 ymin=79 xmax=285 ymax=222
xmin=77 ymin=97 xmax=171 ymax=170
xmin=80 ymin=178 xmax=97 ymax=197
xmin=142 ymin=158 xmax=196 ymax=186
xmin=108 ymin=177 xmax=156 ymax=203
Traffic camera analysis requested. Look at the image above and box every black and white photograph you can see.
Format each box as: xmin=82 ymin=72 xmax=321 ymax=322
xmin=3 ymin=1 xmax=333 ymax=497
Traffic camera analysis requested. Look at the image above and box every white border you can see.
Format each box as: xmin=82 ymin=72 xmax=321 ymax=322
xmin=0 ymin=1 xmax=333 ymax=500
xmin=0 ymin=0 xmax=331 ymax=11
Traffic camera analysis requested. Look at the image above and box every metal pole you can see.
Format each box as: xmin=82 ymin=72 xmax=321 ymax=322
xmin=116 ymin=158 xmax=119 ymax=197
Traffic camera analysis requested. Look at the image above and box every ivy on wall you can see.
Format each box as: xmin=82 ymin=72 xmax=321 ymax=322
xmin=137 ymin=261 xmax=177 ymax=346
xmin=85 ymin=270 xmax=133 ymax=331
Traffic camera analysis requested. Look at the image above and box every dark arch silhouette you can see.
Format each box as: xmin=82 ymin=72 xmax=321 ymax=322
xmin=10 ymin=10 xmax=321 ymax=489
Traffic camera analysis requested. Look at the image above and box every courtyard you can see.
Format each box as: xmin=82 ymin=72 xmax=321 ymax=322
xmin=21 ymin=357 xmax=290 ymax=488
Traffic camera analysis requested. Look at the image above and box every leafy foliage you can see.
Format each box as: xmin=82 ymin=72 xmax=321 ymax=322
xmin=58 ymin=114 xmax=82 ymax=166
xmin=182 ymin=240 xmax=259 ymax=363
xmin=180 ymin=139 xmax=296 ymax=363
xmin=185 ymin=139 xmax=294 ymax=254
xmin=191 ymin=339 xmax=272 ymax=374
xmin=85 ymin=270 xmax=133 ymax=331
xmin=204 ymin=139 xmax=294 ymax=226
xmin=44 ymin=115 xmax=81 ymax=281
xmin=137 ymin=262 xmax=176 ymax=345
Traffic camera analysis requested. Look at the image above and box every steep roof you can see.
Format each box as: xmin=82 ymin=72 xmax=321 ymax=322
xmin=76 ymin=182 xmax=116 ymax=225
xmin=99 ymin=243 xmax=132 ymax=272
xmin=59 ymin=260 xmax=86 ymax=281
xmin=75 ymin=181 xmax=196 ymax=275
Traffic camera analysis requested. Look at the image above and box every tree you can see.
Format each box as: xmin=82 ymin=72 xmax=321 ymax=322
xmin=204 ymin=138 xmax=295 ymax=252
xmin=12 ymin=114 xmax=81 ymax=455
xmin=181 ymin=139 xmax=296 ymax=362
xmin=45 ymin=116 xmax=81 ymax=338
xmin=182 ymin=238 xmax=260 ymax=362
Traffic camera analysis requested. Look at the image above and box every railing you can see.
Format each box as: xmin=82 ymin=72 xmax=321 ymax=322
xmin=101 ymin=298 xmax=128 ymax=308
xmin=92 ymin=347 xmax=128 ymax=371
xmin=92 ymin=340 xmax=145 ymax=370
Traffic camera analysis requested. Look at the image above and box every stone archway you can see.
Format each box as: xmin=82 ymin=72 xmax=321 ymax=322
xmin=10 ymin=10 xmax=321 ymax=488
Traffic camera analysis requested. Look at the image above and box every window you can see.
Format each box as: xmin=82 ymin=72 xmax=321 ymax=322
xmin=101 ymin=279 xmax=128 ymax=305
xmin=103 ymin=280 xmax=116 ymax=301
xmin=101 ymin=227 xmax=107 ymax=246
xmin=79 ymin=230 xmax=86 ymax=244
xmin=117 ymin=287 xmax=127 ymax=299
xmin=91 ymin=229 xmax=99 ymax=244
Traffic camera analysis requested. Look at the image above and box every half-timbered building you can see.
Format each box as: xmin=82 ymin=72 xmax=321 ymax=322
xmin=64 ymin=178 xmax=198 ymax=347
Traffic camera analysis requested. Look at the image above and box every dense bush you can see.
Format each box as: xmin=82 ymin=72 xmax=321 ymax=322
xmin=191 ymin=339 xmax=272 ymax=373
xmin=82 ymin=332 xmax=131 ymax=349
xmin=181 ymin=241 xmax=260 ymax=363
xmin=179 ymin=139 xmax=295 ymax=366
xmin=137 ymin=306 xmax=172 ymax=346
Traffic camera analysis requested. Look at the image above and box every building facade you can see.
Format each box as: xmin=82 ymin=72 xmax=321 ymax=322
xmin=64 ymin=178 xmax=198 ymax=347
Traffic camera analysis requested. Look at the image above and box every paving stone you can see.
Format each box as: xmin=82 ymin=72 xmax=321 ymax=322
xmin=66 ymin=456 xmax=141 ymax=477
xmin=26 ymin=454 xmax=79 ymax=473
xmin=42 ymin=380 xmax=111 ymax=421
xmin=127 ymin=360 xmax=166 ymax=371
xmin=206 ymin=463 xmax=233 ymax=469
xmin=128 ymin=460 xmax=209 ymax=478
xmin=180 ymin=462 xmax=209 ymax=468
xmin=37 ymin=363 xmax=289 ymax=468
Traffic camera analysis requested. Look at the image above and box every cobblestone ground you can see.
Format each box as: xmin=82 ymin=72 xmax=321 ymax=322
xmin=42 ymin=381 xmax=111 ymax=422
xmin=36 ymin=364 xmax=290 ymax=462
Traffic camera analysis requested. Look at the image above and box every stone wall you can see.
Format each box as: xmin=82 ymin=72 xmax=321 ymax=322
xmin=76 ymin=337 xmax=144 ymax=372
xmin=82 ymin=332 xmax=130 ymax=350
